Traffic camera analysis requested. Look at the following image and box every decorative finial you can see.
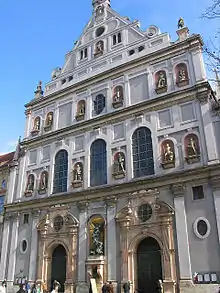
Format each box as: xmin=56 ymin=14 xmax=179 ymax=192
xmin=178 ymin=17 xmax=185 ymax=29
xmin=34 ymin=81 xmax=44 ymax=99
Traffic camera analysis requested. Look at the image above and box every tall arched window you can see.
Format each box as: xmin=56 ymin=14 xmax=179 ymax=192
xmin=132 ymin=127 xmax=154 ymax=178
xmin=90 ymin=139 xmax=107 ymax=187
xmin=53 ymin=150 xmax=68 ymax=193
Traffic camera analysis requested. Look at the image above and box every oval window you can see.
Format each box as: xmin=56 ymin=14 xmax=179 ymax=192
xmin=197 ymin=220 xmax=208 ymax=236
xmin=137 ymin=204 xmax=152 ymax=222
xmin=96 ymin=27 xmax=105 ymax=37
xmin=22 ymin=240 xmax=27 ymax=252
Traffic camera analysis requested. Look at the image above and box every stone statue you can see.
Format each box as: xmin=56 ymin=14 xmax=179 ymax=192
xmin=113 ymin=87 xmax=123 ymax=103
xmin=96 ymin=41 xmax=104 ymax=54
xmin=178 ymin=17 xmax=184 ymax=29
xmin=26 ymin=175 xmax=34 ymax=192
xmin=96 ymin=5 xmax=104 ymax=16
xmin=187 ymin=136 xmax=198 ymax=157
xmin=163 ymin=143 xmax=174 ymax=162
xmin=113 ymin=152 xmax=126 ymax=174
xmin=91 ymin=223 xmax=104 ymax=255
xmin=39 ymin=172 xmax=48 ymax=190
xmin=35 ymin=81 xmax=44 ymax=98
xmin=78 ymin=102 xmax=85 ymax=115
xmin=46 ymin=112 xmax=53 ymax=127
xmin=178 ymin=68 xmax=187 ymax=81
xmin=157 ymin=72 xmax=167 ymax=89
xmin=73 ymin=163 xmax=83 ymax=181
xmin=33 ymin=117 xmax=40 ymax=131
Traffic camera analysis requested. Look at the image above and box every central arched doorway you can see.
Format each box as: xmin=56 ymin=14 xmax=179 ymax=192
xmin=137 ymin=237 xmax=162 ymax=293
xmin=51 ymin=245 xmax=67 ymax=292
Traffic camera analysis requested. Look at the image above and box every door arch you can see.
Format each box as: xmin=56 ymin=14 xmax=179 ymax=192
xmin=51 ymin=245 xmax=67 ymax=292
xmin=137 ymin=237 xmax=162 ymax=293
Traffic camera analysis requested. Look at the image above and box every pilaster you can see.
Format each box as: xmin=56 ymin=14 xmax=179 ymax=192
xmin=105 ymin=197 xmax=117 ymax=283
xmin=171 ymin=184 xmax=192 ymax=281
xmin=77 ymin=201 xmax=88 ymax=283
xmin=0 ymin=214 xmax=11 ymax=280
xmin=197 ymin=90 xmax=219 ymax=164
xmin=6 ymin=165 xmax=18 ymax=204
xmin=29 ymin=210 xmax=41 ymax=281
xmin=211 ymin=176 xmax=220 ymax=247
xmin=7 ymin=212 xmax=20 ymax=282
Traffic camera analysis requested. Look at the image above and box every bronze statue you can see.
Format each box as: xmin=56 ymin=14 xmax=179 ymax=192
xmin=96 ymin=41 xmax=104 ymax=54
xmin=114 ymin=152 xmax=126 ymax=174
xmin=113 ymin=87 xmax=123 ymax=103
xmin=33 ymin=117 xmax=40 ymax=131
xmin=73 ymin=163 xmax=83 ymax=181
xmin=157 ymin=72 xmax=167 ymax=89
xmin=163 ymin=143 xmax=174 ymax=162
xmin=26 ymin=175 xmax=34 ymax=192
xmin=46 ymin=112 xmax=53 ymax=127
xmin=179 ymin=68 xmax=187 ymax=81
xmin=178 ymin=17 xmax=184 ymax=29
xmin=187 ymin=137 xmax=198 ymax=157
xmin=39 ymin=172 xmax=48 ymax=190
xmin=78 ymin=102 xmax=85 ymax=115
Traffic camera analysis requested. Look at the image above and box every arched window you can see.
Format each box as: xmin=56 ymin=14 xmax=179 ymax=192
xmin=90 ymin=139 xmax=107 ymax=187
xmin=118 ymin=33 xmax=122 ymax=43
xmin=132 ymin=127 xmax=154 ymax=178
xmin=113 ymin=35 xmax=117 ymax=45
xmin=53 ymin=150 xmax=68 ymax=193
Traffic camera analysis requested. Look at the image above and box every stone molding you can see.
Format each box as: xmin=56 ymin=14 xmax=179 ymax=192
xmin=210 ymin=176 xmax=220 ymax=190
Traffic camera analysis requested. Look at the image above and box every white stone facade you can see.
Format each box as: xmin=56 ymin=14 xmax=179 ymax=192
xmin=1 ymin=1 xmax=220 ymax=293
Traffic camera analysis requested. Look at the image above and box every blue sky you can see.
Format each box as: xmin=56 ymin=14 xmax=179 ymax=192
xmin=0 ymin=0 xmax=218 ymax=154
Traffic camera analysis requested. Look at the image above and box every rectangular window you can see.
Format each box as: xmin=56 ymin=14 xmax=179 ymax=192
xmin=113 ymin=123 xmax=125 ymax=140
xmin=42 ymin=146 xmax=50 ymax=161
xmin=0 ymin=196 xmax=4 ymax=215
xmin=29 ymin=150 xmax=37 ymax=165
xmin=192 ymin=186 xmax=204 ymax=200
xmin=158 ymin=109 xmax=172 ymax=128
xmin=58 ymin=102 xmax=72 ymax=128
xmin=75 ymin=135 xmax=84 ymax=151
xmin=23 ymin=214 xmax=29 ymax=224
xmin=180 ymin=103 xmax=195 ymax=123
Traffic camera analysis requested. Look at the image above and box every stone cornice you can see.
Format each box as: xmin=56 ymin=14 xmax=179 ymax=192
xmin=21 ymin=81 xmax=210 ymax=149
xmin=25 ymin=34 xmax=203 ymax=109
xmin=4 ymin=162 xmax=220 ymax=213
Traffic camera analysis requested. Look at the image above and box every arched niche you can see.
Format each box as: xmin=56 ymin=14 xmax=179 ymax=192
xmin=94 ymin=40 xmax=104 ymax=57
xmin=184 ymin=133 xmax=200 ymax=164
xmin=161 ymin=139 xmax=175 ymax=169
xmin=44 ymin=112 xmax=53 ymax=131
xmin=72 ymin=162 xmax=83 ymax=188
xmin=39 ymin=171 xmax=49 ymax=194
xmin=25 ymin=174 xmax=35 ymax=196
xmin=175 ymin=63 xmax=189 ymax=87
xmin=88 ymin=215 xmax=105 ymax=256
xmin=112 ymin=151 xmax=126 ymax=179
xmin=32 ymin=116 xmax=41 ymax=136
xmin=155 ymin=70 xmax=167 ymax=94
xmin=112 ymin=85 xmax=124 ymax=108
xmin=76 ymin=100 xmax=86 ymax=121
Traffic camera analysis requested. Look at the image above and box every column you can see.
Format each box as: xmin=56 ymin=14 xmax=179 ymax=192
xmin=198 ymin=94 xmax=219 ymax=164
xmin=16 ymin=156 xmax=26 ymax=200
xmin=172 ymin=184 xmax=192 ymax=280
xmin=211 ymin=176 xmax=220 ymax=246
xmin=77 ymin=202 xmax=88 ymax=283
xmin=7 ymin=213 xmax=20 ymax=282
xmin=29 ymin=211 xmax=40 ymax=281
xmin=106 ymin=198 xmax=117 ymax=282
xmin=0 ymin=215 xmax=11 ymax=280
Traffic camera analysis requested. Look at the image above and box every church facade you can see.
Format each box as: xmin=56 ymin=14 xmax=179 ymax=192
xmin=1 ymin=1 xmax=220 ymax=293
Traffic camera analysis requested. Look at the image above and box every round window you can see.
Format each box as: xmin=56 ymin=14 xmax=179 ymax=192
xmin=54 ymin=215 xmax=64 ymax=232
xmin=193 ymin=217 xmax=211 ymax=239
xmin=138 ymin=204 xmax=152 ymax=222
xmin=96 ymin=27 xmax=105 ymax=37
xmin=22 ymin=240 xmax=27 ymax=253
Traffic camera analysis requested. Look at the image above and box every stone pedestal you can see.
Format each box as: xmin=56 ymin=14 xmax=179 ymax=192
xmin=65 ymin=282 xmax=75 ymax=293
xmin=176 ymin=27 xmax=189 ymax=41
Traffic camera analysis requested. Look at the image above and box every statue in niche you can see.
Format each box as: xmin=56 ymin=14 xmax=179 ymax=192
xmin=33 ymin=117 xmax=40 ymax=131
xmin=39 ymin=171 xmax=48 ymax=192
xmin=90 ymin=222 xmax=104 ymax=255
xmin=78 ymin=101 xmax=85 ymax=115
xmin=157 ymin=71 xmax=167 ymax=89
xmin=96 ymin=5 xmax=104 ymax=17
xmin=187 ymin=136 xmax=199 ymax=157
xmin=163 ymin=142 xmax=175 ymax=162
xmin=179 ymin=68 xmax=187 ymax=82
xmin=73 ymin=163 xmax=83 ymax=181
xmin=45 ymin=112 xmax=53 ymax=127
xmin=113 ymin=86 xmax=123 ymax=103
xmin=95 ymin=41 xmax=104 ymax=55
xmin=25 ymin=175 xmax=34 ymax=194
xmin=113 ymin=152 xmax=126 ymax=179
xmin=178 ymin=17 xmax=184 ymax=29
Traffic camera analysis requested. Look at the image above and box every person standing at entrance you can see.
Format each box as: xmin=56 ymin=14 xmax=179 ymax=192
xmin=108 ymin=282 xmax=114 ymax=293
xmin=123 ymin=281 xmax=130 ymax=293
xmin=16 ymin=285 xmax=26 ymax=293
xmin=102 ymin=283 xmax=108 ymax=293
